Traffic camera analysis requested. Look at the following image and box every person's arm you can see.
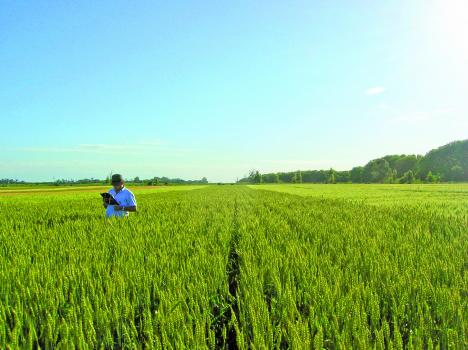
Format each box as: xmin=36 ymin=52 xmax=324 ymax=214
xmin=114 ymin=191 xmax=137 ymax=212
xmin=114 ymin=205 xmax=136 ymax=212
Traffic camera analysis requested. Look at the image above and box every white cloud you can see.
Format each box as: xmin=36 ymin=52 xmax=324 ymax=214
xmin=14 ymin=139 xmax=164 ymax=154
xmin=9 ymin=139 xmax=204 ymax=158
xmin=365 ymin=86 xmax=386 ymax=95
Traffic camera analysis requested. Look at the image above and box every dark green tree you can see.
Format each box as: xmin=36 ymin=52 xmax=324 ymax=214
xmin=426 ymin=171 xmax=435 ymax=183
xmin=393 ymin=155 xmax=420 ymax=178
xmin=362 ymin=159 xmax=393 ymax=183
xmin=350 ymin=167 xmax=363 ymax=183
xmin=292 ymin=172 xmax=297 ymax=183
xmin=254 ymin=171 xmax=263 ymax=184
xmin=296 ymin=171 xmax=302 ymax=184
xmin=237 ymin=139 xmax=467 ymax=184
xmin=327 ymin=168 xmax=336 ymax=184
xmin=400 ymin=170 xmax=415 ymax=184
xmin=448 ymin=165 xmax=464 ymax=182
xmin=418 ymin=140 xmax=467 ymax=181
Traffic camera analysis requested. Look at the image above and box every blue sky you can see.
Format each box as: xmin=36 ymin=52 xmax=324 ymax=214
xmin=1 ymin=1 xmax=467 ymax=182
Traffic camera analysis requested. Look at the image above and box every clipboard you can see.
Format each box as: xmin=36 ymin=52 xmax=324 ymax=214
xmin=100 ymin=193 xmax=119 ymax=205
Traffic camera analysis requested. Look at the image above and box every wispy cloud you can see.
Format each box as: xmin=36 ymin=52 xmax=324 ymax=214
xmin=365 ymin=86 xmax=386 ymax=95
xmin=14 ymin=139 xmax=164 ymax=154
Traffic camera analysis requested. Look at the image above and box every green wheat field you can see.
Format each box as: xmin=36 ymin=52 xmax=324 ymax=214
xmin=0 ymin=184 xmax=467 ymax=349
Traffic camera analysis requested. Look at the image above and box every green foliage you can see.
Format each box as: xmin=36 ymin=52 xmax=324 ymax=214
xmin=148 ymin=176 xmax=159 ymax=186
xmin=239 ymin=139 xmax=467 ymax=184
xmin=327 ymin=168 xmax=336 ymax=184
xmin=0 ymin=184 xmax=466 ymax=349
xmin=418 ymin=140 xmax=468 ymax=181
xmin=393 ymin=154 xmax=421 ymax=177
xmin=293 ymin=171 xmax=303 ymax=184
xmin=426 ymin=171 xmax=439 ymax=183
xmin=243 ymin=169 xmax=263 ymax=184
xmin=350 ymin=166 xmax=364 ymax=183
xmin=254 ymin=171 xmax=263 ymax=184
xmin=362 ymin=159 xmax=393 ymax=183
xmin=262 ymin=173 xmax=280 ymax=184
xmin=399 ymin=170 xmax=415 ymax=184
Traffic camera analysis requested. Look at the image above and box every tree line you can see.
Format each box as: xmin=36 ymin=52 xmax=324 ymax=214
xmin=1 ymin=176 xmax=209 ymax=186
xmin=0 ymin=179 xmax=26 ymax=185
xmin=239 ymin=140 xmax=467 ymax=184
xmin=126 ymin=176 xmax=208 ymax=186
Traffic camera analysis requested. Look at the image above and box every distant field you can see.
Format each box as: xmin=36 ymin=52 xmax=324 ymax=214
xmin=250 ymin=183 xmax=468 ymax=210
xmin=0 ymin=184 xmax=466 ymax=349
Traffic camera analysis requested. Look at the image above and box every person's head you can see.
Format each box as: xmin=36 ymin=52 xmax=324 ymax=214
xmin=111 ymin=174 xmax=124 ymax=191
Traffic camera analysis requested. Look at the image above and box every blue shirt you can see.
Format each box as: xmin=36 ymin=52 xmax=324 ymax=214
xmin=105 ymin=187 xmax=137 ymax=217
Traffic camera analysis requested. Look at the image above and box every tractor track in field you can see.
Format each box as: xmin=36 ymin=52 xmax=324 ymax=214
xmin=226 ymin=199 xmax=240 ymax=350
xmin=211 ymin=199 xmax=241 ymax=349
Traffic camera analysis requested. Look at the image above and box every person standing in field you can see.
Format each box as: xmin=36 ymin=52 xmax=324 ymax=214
xmin=103 ymin=174 xmax=137 ymax=218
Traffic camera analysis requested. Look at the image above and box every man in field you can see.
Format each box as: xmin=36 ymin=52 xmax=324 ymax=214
xmin=103 ymin=174 xmax=137 ymax=217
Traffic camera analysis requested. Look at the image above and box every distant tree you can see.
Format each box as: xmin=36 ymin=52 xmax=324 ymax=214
xmin=362 ymin=159 xmax=393 ymax=183
xmin=448 ymin=165 xmax=464 ymax=182
xmin=327 ymin=168 xmax=336 ymax=184
xmin=236 ymin=139 xmax=467 ymax=184
xmin=253 ymin=171 xmax=263 ymax=184
xmin=418 ymin=140 xmax=467 ymax=181
xmin=248 ymin=169 xmax=259 ymax=183
xmin=385 ymin=169 xmax=397 ymax=184
xmin=336 ymin=170 xmax=351 ymax=183
xmin=262 ymin=173 xmax=278 ymax=183
xmin=133 ymin=176 xmax=141 ymax=183
xmin=426 ymin=171 xmax=436 ymax=183
xmin=292 ymin=171 xmax=302 ymax=184
xmin=302 ymin=170 xmax=328 ymax=183
xmin=400 ymin=170 xmax=415 ymax=184
xmin=393 ymin=155 xmax=420 ymax=178
xmin=105 ymin=176 xmax=110 ymax=184
xmin=0 ymin=179 xmax=25 ymax=184
xmin=274 ymin=173 xmax=280 ymax=183
xmin=277 ymin=172 xmax=295 ymax=183
xmin=201 ymin=177 xmax=208 ymax=184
